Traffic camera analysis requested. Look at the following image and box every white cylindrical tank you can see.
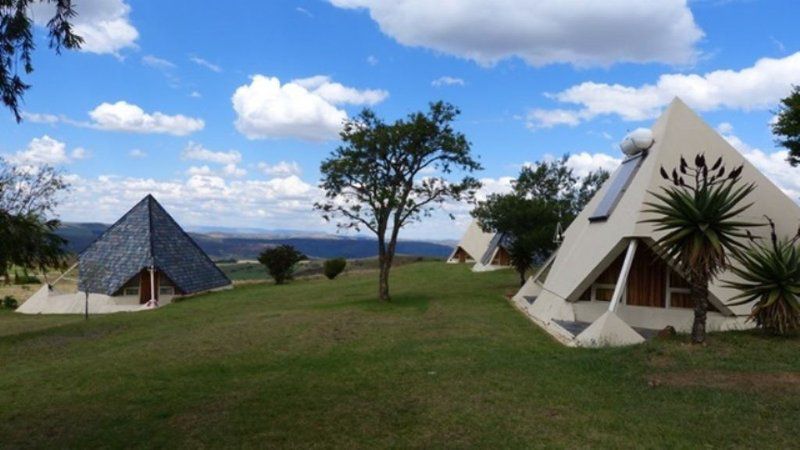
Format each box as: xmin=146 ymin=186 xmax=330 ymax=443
xmin=620 ymin=128 xmax=654 ymax=155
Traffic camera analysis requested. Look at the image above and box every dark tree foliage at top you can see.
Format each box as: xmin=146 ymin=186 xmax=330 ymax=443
xmin=316 ymin=102 xmax=482 ymax=301
xmin=1 ymin=0 xmax=82 ymax=121
xmin=773 ymin=85 xmax=800 ymax=166
xmin=0 ymin=157 xmax=69 ymax=283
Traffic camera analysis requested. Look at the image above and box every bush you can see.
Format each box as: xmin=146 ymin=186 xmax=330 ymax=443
xmin=13 ymin=270 xmax=40 ymax=285
xmin=2 ymin=296 xmax=18 ymax=310
xmin=725 ymin=220 xmax=800 ymax=336
xmin=323 ymin=258 xmax=347 ymax=280
xmin=257 ymin=245 xmax=307 ymax=285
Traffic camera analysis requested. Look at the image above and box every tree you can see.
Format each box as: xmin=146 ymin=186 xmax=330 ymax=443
xmin=1 ymin=0 xmax=83 ymax=121
xmin=724 ymin=217 xmax=800 ymax=336
xmin=316 ymin=102 xmax=482 ymax=301
xmin=323 ymin=258 xmax=347 ymax=280
xmin=257 ymin=245 xmax=306 ymax=285
xmin=472 ymin=156 xmax=608 ymax=285
xmin=472 ymin=195 xmax=556 ymax=285
xmin=773 ymin=85 xmax=800 ymax=166
xmin=643 ymin=154 xmax=756 ymax=344
xmin=0 ymin=157 xmax=68 ymax=283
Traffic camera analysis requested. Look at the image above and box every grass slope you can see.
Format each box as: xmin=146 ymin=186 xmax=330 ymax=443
xmin=2 ymin=262 xmax=800 ymax=448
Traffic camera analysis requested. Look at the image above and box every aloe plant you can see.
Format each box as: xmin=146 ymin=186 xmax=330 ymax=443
xmin=725 ymin=218 xmax=800 ymax=336
xmin=642 ymin=154 xmax=756 ymax=343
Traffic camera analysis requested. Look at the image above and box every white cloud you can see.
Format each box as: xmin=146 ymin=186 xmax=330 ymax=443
xmin=56 ymin=173 xmax=322 ymax=230
xmin=186 ymin=165 xmax=213 ymax=176
xmin=367 ymin=55 xmax=379 ymax=66
xmin=181 ymin=142 xmax=241 ymax=165
xmin=141 ymin=55 xmax=175 ymax=70
xmin=232 ymin=74 xmax=388 ymax=141
xmin=530 ymin=52 xmax=800 ymax=128
xmin=222 ymin=163 xmax=247 ymax=178
xmin=296 ymin=7 xmax=313 ymax=17
xmin=258 ymin=161 xmax=302 ymax=178
xmin=189 ymin=56 xmax=222 ymax=73
xmin=293 ymin=75 xmax=388 ymax=105
xmin=329 ymin=0 xmax=702 ymax=67
xmin=7 ymin=135 xmax=87 ymax=165
xmin=31 ymin=0 xmax=139 ymax=56
xmin=564 ymin=152 xmax=622 ymax=178
xmin=22 ymin=112 xmax=60 ymax=124
xmin=71 ymin=147 xmax=89 ymax=160
xmin=432 ymin=76 xmax=465 ymax=87
xmin=526 ymin=109 xmax=582 ymax=129
xmin=88 ymin=101 xmax=205 ymax=135
xmin=129 ymin=149 xmax=147 ymax=159
xmin=190 ymin=91 xmax=202 ymax=99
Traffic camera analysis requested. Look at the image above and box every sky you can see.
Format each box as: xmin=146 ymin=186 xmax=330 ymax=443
xmin=2 ymin=0 xmax=800 ymax=240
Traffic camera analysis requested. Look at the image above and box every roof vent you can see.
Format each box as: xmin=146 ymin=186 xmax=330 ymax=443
xmin=620 ymin=128 xmax=654 ymax=156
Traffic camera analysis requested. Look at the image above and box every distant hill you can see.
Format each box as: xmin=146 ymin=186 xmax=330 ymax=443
xmin=57 ymin=222 xmax=454 ymax=260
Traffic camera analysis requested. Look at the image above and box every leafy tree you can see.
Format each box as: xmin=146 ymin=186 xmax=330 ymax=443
xmin=0 ymin=157 xmax=68 ymax=283
xmin=643 ymin=154 xmax=756 ymax=344
xmin=1 ymin=0 xmax=83 ymax=121
xmin=725 ymin=218 xmax=800 ymax=336
xmin=472 ymin=156 xmax=609 ymax=285
xmin=773 ymin=85 xmax=800 ymax=166
xmin=316 ymin=102 xmax=482 ymax=301
xmin=472 ymin=195 xmax=556 ymax=285
xmin=323 ymin=258 xmax=347 ymax=280
xmin=257 ymin=245 xmax=306 ymax=285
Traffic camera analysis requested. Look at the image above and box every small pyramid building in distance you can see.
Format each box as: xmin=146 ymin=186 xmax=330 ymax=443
xmin=18 ymin=195 xmax=232 ymax=315
xmin=511 ymin=98 xmax=800 ymax=347
xmin=447 ymin=219 xmax=511 ymax=272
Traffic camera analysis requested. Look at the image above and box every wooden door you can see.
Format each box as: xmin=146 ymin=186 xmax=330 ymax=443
xmin=139 ymin=269 xmax=159 ymax=304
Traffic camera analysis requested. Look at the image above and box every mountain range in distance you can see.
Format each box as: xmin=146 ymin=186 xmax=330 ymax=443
xmin=56 ymin=222 xmax=458 ymax=261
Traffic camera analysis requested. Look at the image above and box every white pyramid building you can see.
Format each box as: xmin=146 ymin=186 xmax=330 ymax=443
xmin=511 ymin=98 xmax=800 ymax=347
xmin=447 ymin=219 xmax=511 ymax=272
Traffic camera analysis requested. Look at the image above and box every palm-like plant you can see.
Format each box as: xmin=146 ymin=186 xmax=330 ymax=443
xmin=642 ymin=154 xmax=756 ymax=343
xmin=724 ymin=218 xmax=800 ymax=335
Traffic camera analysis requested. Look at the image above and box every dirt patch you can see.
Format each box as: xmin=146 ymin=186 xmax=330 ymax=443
xmin=647 ymin=354 xmax=675 ymax=369
xmin=648 ymin=370 xmax=800 ymax=392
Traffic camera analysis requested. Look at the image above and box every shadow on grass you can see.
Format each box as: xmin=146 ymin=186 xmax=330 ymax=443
xmin=313 ymin=293 xmax=430 ymax=314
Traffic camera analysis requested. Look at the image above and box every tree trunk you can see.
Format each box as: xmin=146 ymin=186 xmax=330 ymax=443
xmin=378 ymin=258 xmax=391 ymax=302
xmin=690 ymin=272 xmax=710 ymax=344
xmin=518 ymin=269 xmax=526 ymax=287
xmin=377 ymin=231 xmax=392 ymax=302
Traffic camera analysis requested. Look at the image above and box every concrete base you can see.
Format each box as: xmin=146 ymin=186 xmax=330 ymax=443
xmin=471 ymin=263 xmax=511 ymax=272
xmin=16 ymin=285 xmax=173 ymax=315
xmin=574 ymin=310 xmax=645 ymax=347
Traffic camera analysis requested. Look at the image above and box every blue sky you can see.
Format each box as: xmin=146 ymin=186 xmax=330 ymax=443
xmin=2 ymin=0 xmax=800 ymax=239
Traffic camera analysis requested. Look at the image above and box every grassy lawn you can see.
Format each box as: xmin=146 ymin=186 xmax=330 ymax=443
xmin=2 ymin=262 xmax=800 ymax=448
xmin=219 ymin=255 xmax=436 ymax=282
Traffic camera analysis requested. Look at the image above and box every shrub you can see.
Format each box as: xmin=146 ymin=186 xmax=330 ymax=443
xmin=725 ymin=218 xmax=800 ymax=336
xmin=2 ymin=296 xmax=18 ymax=310
xmin=323 ymin=258 xmax=347 ymax=280
xmin=257 ymin=245 xmax=306 ymax=285
xmin=13 ymin=270 xmax=40 ymax=285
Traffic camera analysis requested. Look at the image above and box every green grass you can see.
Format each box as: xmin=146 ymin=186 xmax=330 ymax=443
xmin=2 ymin=262 xmax=800 ymax=448
xmin=220 ymin=255 xmax=435 ymax=281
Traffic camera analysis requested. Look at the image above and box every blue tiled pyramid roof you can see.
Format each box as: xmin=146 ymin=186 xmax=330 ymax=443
xmin=78 ymin=195 xmax=231 ymax=295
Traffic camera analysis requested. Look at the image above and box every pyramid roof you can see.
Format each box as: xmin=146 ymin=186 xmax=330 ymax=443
xmin=540 ymin=97 xmax=800 ymax=315
xmin=78 ymin=195 xmax=231 ymax=296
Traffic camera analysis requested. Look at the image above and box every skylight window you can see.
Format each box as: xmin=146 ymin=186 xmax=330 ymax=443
xmin=588 ymin=152 xmax=646 ymax=222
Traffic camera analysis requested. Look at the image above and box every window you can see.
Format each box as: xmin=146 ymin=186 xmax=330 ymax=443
xmin=159 ymin=286 xmax=175 ymax=296
xmin=589 ymin=152 xmax=646 ymax=222
xmin=123 ymin=287 xmax=139 ymax=296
